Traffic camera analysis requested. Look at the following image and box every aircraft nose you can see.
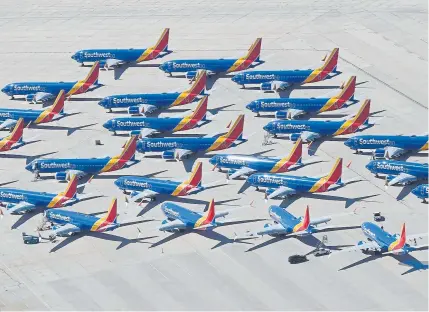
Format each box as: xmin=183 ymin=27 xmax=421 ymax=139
xmin=159 ymin=62 xmax=168 ymax=72
xmin=1 ymin=85 xmax=10 ymax=94
xmin=114 ymin=178 xmax=123 ymax=188
xmin=231 ymin=74 xmax=241 ymax=84
xmin=103 ymin=120 xmax=112 ymax=130
xmin=344 ymin=138 xmax=353 ymax=148
xmin=98 ymin=98 xmax=108 ymax=108
xmin=263 ymin=123 xmax=272 ymax=132
xmin=25 ymin=162 xmax=34 ymax=172
xmin=209 ymin=156 xmax=219 ymax=166
xmin=365 ymin=161 xmax=374 ymax=172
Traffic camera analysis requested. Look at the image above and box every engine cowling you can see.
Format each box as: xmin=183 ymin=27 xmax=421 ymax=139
xmin=6 ymin=203 xmax=16 ymax=209
xmin=55 ymin=172 xmax=67 ymax=181
xmin=373 ymin=148 xmax=386 ymax=159
xmin=386 ymin=174 xmax=396 ymax=182
xmin=290 ymin=133 xmax=302 ymax=142
xmin=185 ymin=71 xmax=198 ymax=80
xmin=275 ymin=111 xmax=288 ymax=119
xmin=260 ymin=82 xmax=273 ymax=91
xmin=265 ymin=188 xmax=277 ymax=198
xmin=162 ymin=150 xmax=176 ymax=160
xmin=227 ymin=168 xmax=238 ymax=178
xmin=25 ymin=94 xmax=35 ymax=103
xmin=128 ymin=106 xmax=143 ymax=115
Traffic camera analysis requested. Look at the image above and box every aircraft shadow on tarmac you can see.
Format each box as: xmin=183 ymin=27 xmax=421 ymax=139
xmin=32 ymin=122 xmax=97 ymax=136
xmin=338 ymin=246 xmax=429 ymax=275
xmin=245 ymin=226 xmax=360 ymax=252
xmin=48 ymin=218 xmax=156 ymax=252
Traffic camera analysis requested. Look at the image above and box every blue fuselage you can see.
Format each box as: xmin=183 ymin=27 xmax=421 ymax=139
xmin=25 ymin=157 xmax=114 ymax=174
xmin=159 ymin=59 xmax=237 ymax=74
xmin=246 ymin=97 xmax=333 ymax=114
xmin=1 ymin=82 xmax=76 ymax=97
xmin=361 ymin=222 xmax=402 ymax=252
xmin=115 ymin=176 xmax=192 ymax=195
xmin=263 ymin=119 xmax=341 ymax=136
xmin=137 ymin=137 xmax=229 ymax=153
xmin=161 ymin=202 xmax=203 ymax=227
xmin=365 ymin=160 xmax=428 ymax=179
xmin=71 ymin=49 xmax=148 ymax=64
xmin=0 ymin=108 xmax=58 ymax=124
xmin=0 ymin=188 xmax=70 ymax=207
xmin=98 ymin=92 xmax=187 ymax=110
xmin=46 ymin=209 xmax=119 ymax=232
xmin=345 ymin=135 xmax=428 ymax=151
xmin=247 ymin=173 xmax=319 ymax=192
xmin=209 ymin=154 xmax=283 ymax=172
xmin=103 ymin=116 xmax=183 ymax=133
xmin=232 ymin=70 xmax=313 ymax=85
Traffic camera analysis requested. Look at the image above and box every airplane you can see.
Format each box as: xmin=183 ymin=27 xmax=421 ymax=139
xmin=114 ymin=161 xmax=207 ymax=202
xmin=137 ymin=114 xmax=245 ymax=161
xmin=412 ymin=184 xmax=428 ymax=203
xmin=71 ymin=28 xmax=170 ymax=69
xmin=231 ymin=48 xmax=339 ymax=91
xmin=365 ymin=160 xmax=428 ymax=186
xmin=98 ymin=70 xmax=207 ymax=114
xmin=263 ymin=99 xmax=371 ymax=143
xmin=208 ymin=138 xmax=306 ymax=180
xmin=0 ymin=118 xmax=25 ymax=151
xmin=1 ymin=62 xmax=100 ymax=103
xmin=25 ymin=136 xmax=139 ymax=181
xmin=331 ymin=222 xmax=427 ymax=258
xmin=158 ymin=38 xmax=262 ymax=79
xmin=245 ymin=76 xmax=356 ymax=118
xmin=158 ymin=199 xmax=230 ymax=232
xmin=344 ymin=134 xmax=428 ymax=159
xmin=255 ymin=205 xmax=355 ymax=237
xmin=0 ymin=91 xmax=66 ymax=130
xmin=246 ymin=158 xmax=350 ymax=200
xmin=42 ymin=197 xmax=120 ymax=240
xmin=0 ymin=175 xmax=80 ymax=215
xmin=102 ymin=95 xmax=210 ymax=137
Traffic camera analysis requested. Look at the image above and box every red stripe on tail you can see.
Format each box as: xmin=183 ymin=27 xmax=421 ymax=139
xmin=116 ymin=135 xmax=138 ymax=161
xmin=205 ymin=199 xmax=216 ymax=224
xmin=335 ymin=76 xmax=356 ymax=105
xmin=326 ymin=158 xmax=343 ymax=185
xmin=83 ymin=62 xmax=100 ymax=87
xmin=222 ymin=115 xmax=244 ymax=141
xmin=351 ymin=99 xmax=370 ymax=128
xmin=152 ymin=28 xmax=170 ymax=55
xmin=302 ymin=205 xmax=310 ymax=229
xmin=397 ymin=223 xmax=406 ymax=249
xmin=8 ymin=118 xmax=24 ymax=143
xmin=187 ymin=162 xmax=202 ymax=187
xmin=105 ymin=198 xmax=118 ymax=223
xmin=235 ymin=38 xmax=262 ymax=71
xmin=49 ymin=90 xmax=65 ymax=114
xmin=63 ymin=175 xmax=78 ymax=198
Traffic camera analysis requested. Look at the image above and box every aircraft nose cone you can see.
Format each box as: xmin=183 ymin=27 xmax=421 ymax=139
xmin=344 ymin=139 xmax=353 ymax=148
xmin=231 ymin=74 xmax=241 ymax=84
xmin=365 ymin=161 xmax=374 ymax=172
xmin=159 ymin=62 xmax=168 ymax=72
xmin=25 ymin=162 xmax=34 ymax=172
xmin=114 ymin=178 xmax=123 ymax=188
xmin=209 ymin=156 xmax=218 ymax=166
xmin=263 ymin=124 xmax=271 ymax=132
xmin=98 ymin=98 xmax=107 ymax=108
xmin=103 ymin=120 xmax=112 ymax=130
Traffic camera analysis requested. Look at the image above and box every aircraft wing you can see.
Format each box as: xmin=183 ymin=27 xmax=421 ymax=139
xmin=267 ymin=186 xmax=297 ymax=199
xmin=138 ymin=128 xmax=157 ymax=138
xmin=387 ymin=173 xmax=417 ymax=186
xmin=287 ymin=109 xmax=306 ymax=119
xmin=330 ymin=240 xmax=380 ymax=257
xmin=66 ymin=170 xmax=87 ymax=179
xmin=174 ymin=149 xmax=194 ymax=160
xmin=104 ymin=58 xmax=125 ymax=69
xmin=228 ymin=167 xmax=257 ymax=180
xmin=47 ymin=223 xmax=81 ymax=238
xmin=130 ymin=189 xmax=159 ymax=201
xmin=140 ymin=104 xmax=158 ymax=115
xmin=158 ymin=219 xmax=187 ymax=232
xmin=300 ymin=131 xmax=321 ymax=143
xmin=384 ymin=146 xmax=406 ymax=159
xmin=33 ymin=92 xmax=55 ymax=103
xmin=0 ymin=119 xmax=18 ymax=130
xmin=2 ymin=201 xmax=35 ymax=214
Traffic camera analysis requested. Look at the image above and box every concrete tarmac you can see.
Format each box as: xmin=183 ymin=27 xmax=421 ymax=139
xmin=0 ymin=0 xmax=427 ymax=310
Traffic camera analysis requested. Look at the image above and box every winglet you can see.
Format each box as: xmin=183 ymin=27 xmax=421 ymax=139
xmin=105 ymin=198 xmax=118 ymax=224
xmin=222 ymin=115 xmax=244 ymax=141
xmin=62 ymin=174 xmax=78 ymax=199
xmin=186 ymin=162 xmax=202 ymax=187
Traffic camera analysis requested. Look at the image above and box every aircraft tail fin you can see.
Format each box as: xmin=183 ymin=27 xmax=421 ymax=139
xmin=244 ymin=38 xmax=262 ymax=63
xmin=186 ymin=162 xmax=202 ymax=187
xmin=221 ymin=115 xmax=244 ymax=141
xmin=293 ymin=205 xmax=310 ymax=232
xmin=319 ymin=48 xmax=339 ymax=74
xmin=286 ymin=138 xmax=303 ymax=164
xmin=104 ymin=198 xmax=118 ymax=224
xmin=326 ymin=158 xmax=343 ymax=185
xmin=336 ymin=76 xmax=356 ymax=103
xmin=46 ymin=90 xmax=66 ymax=115
xmin=389 ymin=223 xmax=407 ymax=251
xmin=203 ymin=199 xmax=216 ymax=224
xmin=351 ymin=99 xmax=371 ymax=127
xmin=82 ymin=61 xmax=100 ymax=86
xmin=62 ymin=174 xmax=79 ymax=199
xmin=152 ymin=28 xmax=170 ymax=53
xmin=186 ymin=70 xmax=207 ymax=96
xmin=6 ymin=118 xmax=24 ymax=143
xmin=189 ymin=96 xmax=208 ymax=122
xmin=114 ymin=135 xmax=138 ymax=162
